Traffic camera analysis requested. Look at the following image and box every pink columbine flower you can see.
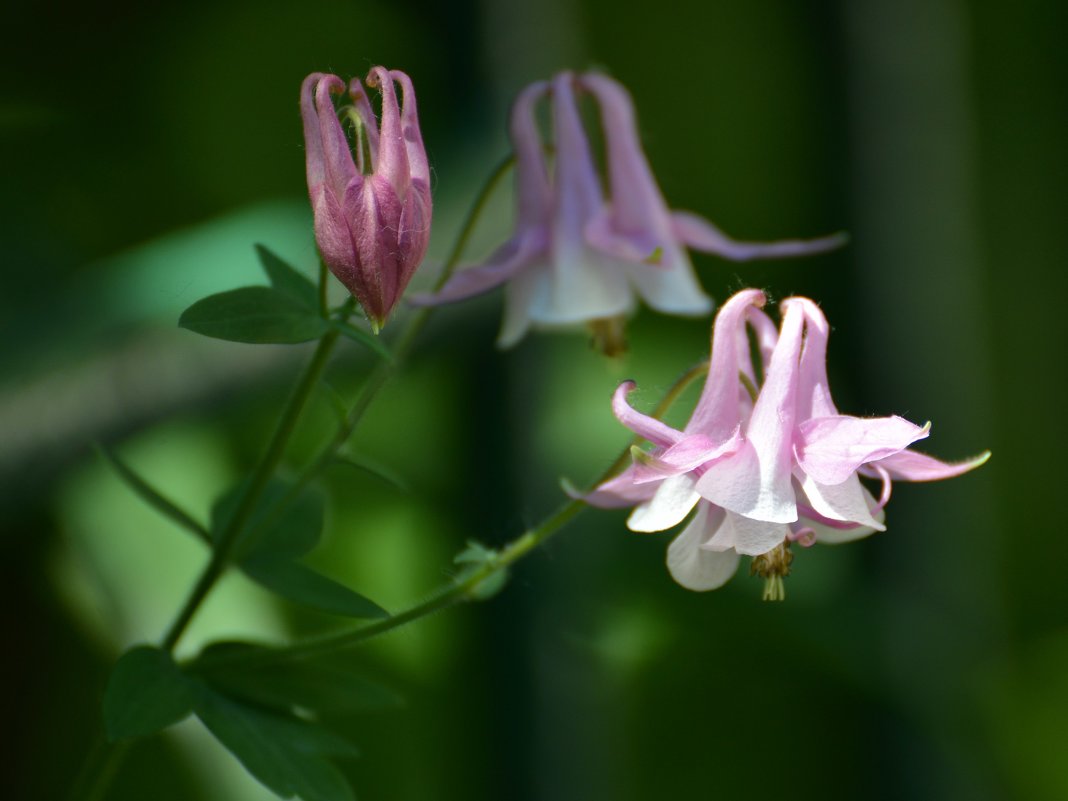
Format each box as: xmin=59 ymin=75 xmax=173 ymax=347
xmin=412 ymin=72 xmax=843 ymax=352
xmin=301 ymin=68 xmax=431 ymax=330
xmin=585 ymin=289 xmax=990 ymax=596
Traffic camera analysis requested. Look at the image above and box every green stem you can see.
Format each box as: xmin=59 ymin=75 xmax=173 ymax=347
xmin=65 ymin=737 xmax=131 ymax=801
xmin=70 ymin=154 xmax=515 ymax=799
xmin=259 ymin=154 xmax=517 ymax=522
xmin=161 ymin=329 xmax=341 ymax=652
xmin=191 ymin=357 xmax=709 ymax=671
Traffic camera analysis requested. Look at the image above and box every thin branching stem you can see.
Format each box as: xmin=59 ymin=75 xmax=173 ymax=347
xmin=70 ymin=154 xmax=518 ymax=801
xmin=190 ymin=358 xmax=709 ymax=671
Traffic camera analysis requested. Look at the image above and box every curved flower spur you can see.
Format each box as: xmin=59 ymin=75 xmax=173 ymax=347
xmin=584 ymin=289 xmax=990 ymax=598
xmin=412 ymin=71 xmax=845 ymax=352
xmin=301 ymin=67 xmax=432 ymax=330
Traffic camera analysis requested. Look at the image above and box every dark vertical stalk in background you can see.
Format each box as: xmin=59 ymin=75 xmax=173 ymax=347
xmin=843 ymin=0 xmax=1004 ymax=798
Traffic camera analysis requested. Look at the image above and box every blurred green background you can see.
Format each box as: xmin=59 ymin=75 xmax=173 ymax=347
xmin=2 ymin=0 xmax=1065 ymax=799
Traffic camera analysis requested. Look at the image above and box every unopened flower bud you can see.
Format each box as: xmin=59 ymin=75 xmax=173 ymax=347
xmin=301 ymin=68 xmax=431 ymax=330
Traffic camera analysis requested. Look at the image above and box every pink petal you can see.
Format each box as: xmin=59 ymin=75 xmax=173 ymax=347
xmin=784 ymin=296 xmax=837 ymax=419
xmin=873 ymin=448 xmax=991 ymax=482
xmin=509 ymin=80 xmax=553 ymax=226
xmin=695 ymin=300 xmax=805 ymax=523
xmin=577 ymin=73 xmax=672 ymax=254
xmin=388 ymin=70 xmax=430 ymax=189
xmin=546 ymin=74 xmax=633 ymax=323
xmin=584 ymin=213 xmax=662 ymax=264
xmin=685 ymin=288 xmax=767 ymax=440
xmin=366 ymin=67 xmax=410 ymax=199
xmin=632 ymin=428 xmax=743 ymax=483
xmin=795 ymin=414 xmax=930 ymax=486
xmin=410 ymin=228 xmax=547 ymax=306
xmin=574 ymin=465 xmax=659 ymax=509
xmin=611 ymin=381 xmax=682 ymax=449
xmin=671 ymin=211 xmax=848 ymax=262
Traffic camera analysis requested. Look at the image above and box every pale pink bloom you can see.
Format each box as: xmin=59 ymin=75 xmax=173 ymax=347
xmin=301 ymin=68 xmax=431 ymax=329
xmin=586 ymin=289 xmax=990 ymax=592
xmin=413 ymin=72 xmax=844 ymax=348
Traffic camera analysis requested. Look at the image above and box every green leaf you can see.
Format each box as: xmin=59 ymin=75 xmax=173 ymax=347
xmin=453 ymin=539 xmax=497 ymax=566
xmin=193 ymin=642 xmax=403 ymax=716
xmin=332 ymin=453 xmax=409 ymax=492
xmin=179 ymin=286 xmax=331 ymax=344
xmin=95 ymin=445 xmax=211 ymax=544
xmin=195 ymin=689 xmax=356 ymax=801
xmin=328 ymin=318 xmax=392 ymax=361
xmin=256 ymin=244 xmax=318 ymax=308
xmin=211 ymin=479 xmax=324 ymax=561
xmin=453 ymin=540 xmax=509 ymax=601
xmin=242 ymin=556 xmax=389 ymax=619
xmin=103 ymin=646 xmax=197 ymax=741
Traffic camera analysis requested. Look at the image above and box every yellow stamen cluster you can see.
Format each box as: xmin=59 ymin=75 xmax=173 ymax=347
xmin=750 ymin=542 xmax=794 ymax=601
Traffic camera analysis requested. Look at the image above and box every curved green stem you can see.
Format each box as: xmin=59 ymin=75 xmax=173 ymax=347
xmin=65 ymin=736 xmax=131 ymax=801
xmin=160 ymin=328 xmax=341 ymax=651
xmin=191 ymin=357 xmax=710 ymax=671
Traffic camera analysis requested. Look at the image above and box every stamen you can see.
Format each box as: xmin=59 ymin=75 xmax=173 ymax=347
xmin=588 ymin=317 xmax=628 ymax=357
xmin=749 ymin=541 xmax=794 ymax=602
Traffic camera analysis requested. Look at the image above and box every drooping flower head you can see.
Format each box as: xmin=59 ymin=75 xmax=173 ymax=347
xmin=585 ymin=288 xmax=990 ymax=597
xmin=412 ymin=71 xmax=844 ymax=352
xmin=301 ymin=68 xmax=431 ymax=330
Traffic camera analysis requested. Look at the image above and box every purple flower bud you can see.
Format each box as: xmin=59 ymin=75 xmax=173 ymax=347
xmin=301 ymin=68 xmax=431 ymax=330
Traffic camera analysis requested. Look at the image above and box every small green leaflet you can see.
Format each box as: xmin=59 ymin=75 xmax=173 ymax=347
xmin=453 ymin=540 xmax=509 ymax=600
xmin=179 ymin=286 xmax=331 ymax=344
xmin=195 ymin=687 xmax=356 ymax=801
xmin=192 ymin=641 xmax=403 ymax=717
xmin=242 ymin=555 xmax=389 ymax=619
xmin=210 ymin=479 xmax=324 ymax=562
xmin=103 ymin=646 xmax=198 ymax=741
xmin=255 ymin=244 xmax=319 ymax=308
xmin=95 ymin=445 xmax=211 ymax=545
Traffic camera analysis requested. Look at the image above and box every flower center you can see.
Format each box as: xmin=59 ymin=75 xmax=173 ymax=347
xmin=750 ymin=542 xmax=794 ymax=601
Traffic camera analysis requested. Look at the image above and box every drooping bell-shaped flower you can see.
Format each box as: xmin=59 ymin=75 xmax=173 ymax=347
xmin=413 ymin=71 xmax=843 ymax=351
xmin=584 ymin=289 xmax=796 ymax=591
xmin=584 ymin=288 xmax=990 ymax=596
xmin=301 ymin=68 xmax=431 ymax=330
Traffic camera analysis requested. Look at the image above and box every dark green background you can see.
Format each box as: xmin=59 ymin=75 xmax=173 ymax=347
xmin=2 ymin=0 xmax=1065 ymax=799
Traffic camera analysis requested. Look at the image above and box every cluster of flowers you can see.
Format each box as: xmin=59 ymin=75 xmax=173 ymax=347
xmin=301 ymin=67 xmax=988 ymax=598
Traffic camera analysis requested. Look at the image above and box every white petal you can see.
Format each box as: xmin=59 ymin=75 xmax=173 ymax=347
xmin=703 ymin=510 xmax=790 ymax=556
xmin=807 ymin=485 xmax=885 ymax=544
xmin=625 ymin=246 xmax=712 ymax=316
xmin=666 ymin=504 xmax=741 ymax=591
xmin=627 ymin=473 xmax=700 ymax=533
xmin=694 ymin=441 xmax=798 ymax=524
xmin=799 ymin=471 xmax=886 ymax=531
xmin=497 ymin=260 xmax=545 ymax=347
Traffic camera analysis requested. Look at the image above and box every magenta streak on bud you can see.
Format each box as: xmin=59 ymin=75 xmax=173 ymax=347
xmin=301 ymin=68 xmax=431 ymax=329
